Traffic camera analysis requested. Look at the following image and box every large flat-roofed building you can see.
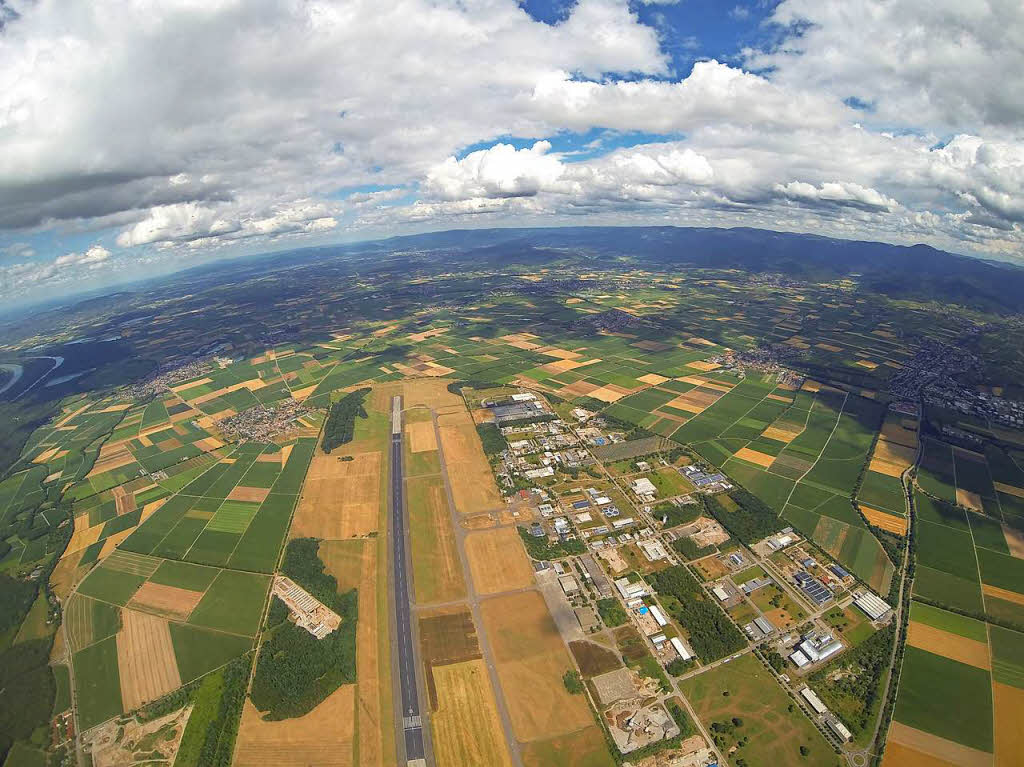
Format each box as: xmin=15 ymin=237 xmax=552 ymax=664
xmin=800 ymin=687 xmax=828 ymax=714
xmin=615 ymin=577 xmax=648 ymax=600
xmin=630 ymin=477 xmax=657 ymax=497
xmin=827 ymin=717 xmax=852 ymax=742
xmin=854 ymin=591 xmax=892 ymax=621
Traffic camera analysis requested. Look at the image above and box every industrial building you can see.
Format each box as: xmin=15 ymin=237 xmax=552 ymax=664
xmin=615 ymin=577 xmax=648 ymax=600
xmin=791 ymin=632 xmax=843 ymax=666
xmin=800 ymin=687 xmax=828 ymax=714
xmin=854 ymin=591 xmax=892 ymax=621
xmin=670 ymin=636 xmax=693 ymax=661
xmin=794 ymin=571 xmax=833 ymax=605
xmin=827 ymin=717 xmax=852 ymax=741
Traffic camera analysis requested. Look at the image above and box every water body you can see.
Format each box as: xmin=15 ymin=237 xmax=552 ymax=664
xmin=0 ymin=363 xmax=24 ymax=395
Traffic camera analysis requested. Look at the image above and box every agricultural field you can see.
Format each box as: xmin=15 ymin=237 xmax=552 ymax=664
xmin=3 ymin=236 xmax=1024 ymax=767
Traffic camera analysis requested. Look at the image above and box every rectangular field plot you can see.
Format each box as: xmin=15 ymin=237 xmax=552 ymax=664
xmin=74 ymin=636 xmax=123 ymax=730
xmin=76 ymin=566 xmax=147 ymax=606
xmin=187 ymin=569 xmax=270 ymax=636
xmin=480 ymin=591 xmax=596 ymax=744
xmin=893 ymin=645 xmax=993 ymax=753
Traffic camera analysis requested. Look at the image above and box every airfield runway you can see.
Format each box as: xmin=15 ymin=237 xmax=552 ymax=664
xmin=390 ymin=396 xmax=430 ymax=766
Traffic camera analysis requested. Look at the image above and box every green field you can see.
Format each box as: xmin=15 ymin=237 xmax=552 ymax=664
xmin=680 ymin=654 xmax=837 ymax=766
xmin=75 ymin=567 xmax=147 ymax=606
xmin=168 ymin=623 xmax=253 ymax=683
xmin=187 ymin=569 xmax=270 ymax=636
xmin=73 ymin=636 xmax=123 ymax=729
xmin=893 ymin=645 xmax=993 ymax=752
xmin=148 ymin=559 xmax=220 ymax=592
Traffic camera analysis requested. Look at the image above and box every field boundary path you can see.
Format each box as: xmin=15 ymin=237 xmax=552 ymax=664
xmin=389 ymin=395 xmax=433 ymax=767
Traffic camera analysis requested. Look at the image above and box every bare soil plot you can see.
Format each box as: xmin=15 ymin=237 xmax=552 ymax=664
xmin=885 ymin=722 xmax=992 ymax=767
xmin=127 ymin=582 xmax=205 ymax=621
xmin=431 ymin=659 xmax=513 ymax=767
xmin=227 ymin=486 xmax=271 ymax=503
xmin=569 ymin=641 xmax=623 ymax=678
xmin=956 ymin=488 xmax=985 ymax=513
xmin=437 ymin=411 xmax=503 ymax=514
xmin=481 ymin=590 xmax=595 ymax=743
xmin=290 ymin=451 xmax=381 ymax=539
xmin=907 ymin=622 xmax=990 ymax=670
xmin=1003 ymin=524 xmax=1024 ymax=559
xmin=235 ymin=684 xmax=355 ymax=767
xmin=116 ymin=608 xmax=182 ymax=712
xmin=465 ymin=527 xmax=535 ymax=595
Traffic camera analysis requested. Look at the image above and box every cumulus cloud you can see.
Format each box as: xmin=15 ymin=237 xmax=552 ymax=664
xmin=0 ymin=0 xmax=1022 ymax=301
xmin=54 ymin=244 xmax=111 ymax=268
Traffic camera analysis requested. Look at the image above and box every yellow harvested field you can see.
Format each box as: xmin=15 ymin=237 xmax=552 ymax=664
xmin=170 ymin=377 xmax=212 ymax=393
xmin=766 ymin=393 xmax=792 ymax=402
xmin=816 ymin=343 xmax=843 ymax=352
xmin=356 ymin=541 xmax=388 ymax=767
xmin=430 ymin=660 xmax=513 ymax=767
xmin=856 ymin=360 xmax=880 ymax=369
xmin=116 ymin=609 xmax=182 ymax=712
xmin=481 ymin=591 xmax=595 ymax=743
xmin=227 ymin=486 xmax=270 ymax=503
xmin=406 ymin=420 xmax=438 ymax=453
xmin=465 ymin=527 xmax=535 ymax=595
xmin=637 ymin=373 xmax=668 ymax=385
xmin=983 ymin=583 xmax=1024 ymax=606
xmin=50 ymin=549 xmax=85 ymax=601
xmin=881 ymin=742 xmax=962 ymax=767
xmin=907 ymin=622 xmax=989 ymax=669
xmin=407 ymin=327 xmax=449 ymax=343
xmin=734 ymin=448 xmax=775 ymax=468
xmin=687 ymin=337 xmax=716 ymax=346
xmin=995 ymin=482 xmax=1024 ymax=499
xmin=540 ymin=348 xmax=582 ymax=360
xmin=762 ymin=425 xmax=803 ymax=443
xmin=868 ymin=460 xmax=907 ymax=478
xmin=588 ymin=386 xmax=628 ymax=403
xmin=881 ymin=420 xmax=919 ymax=448
xmin=291 ymin=384 xmax=318 ymax=401
xmin=33 ymin=446 xmax=62 ymax=463
xmin=128 ymin=582 xmax=204 ymax=621
xmin=994 ymin=682 xmax=1024 ymax=767
xmin=235 ymin=684 xmax=355 ymax=767
xmin=98 ymin=529 xmax=134 ymax=561
xmin=437 ymin=412 xmax=503 ymax=514
xmin=1003 ymin=524 xmax=1024 ymax=559
xmin=290 ymin=451 xmax=381 ymax=539
xmin=686 ymin=360 xmax=720 ymax=372
xmin=956 ymin=488 xmax=985 ymax=513
xmin=87 ymin=443 xmax=137 ymax=478
xmin=65 ymin=522 xmax=104 ymax=557
xmin=886 ymin=722 xmax=992 ymax=767
xmin=802 ymin=380 xmax=822 ymax=392
xmin=861 ymin=506 xmax=908 ymax=535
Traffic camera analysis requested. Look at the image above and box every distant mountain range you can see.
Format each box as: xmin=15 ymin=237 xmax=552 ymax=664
xmin=351 ymin=226 xmax=1024 ymax=313
xmin=14 ymin=225 xmax=1024 ymax=324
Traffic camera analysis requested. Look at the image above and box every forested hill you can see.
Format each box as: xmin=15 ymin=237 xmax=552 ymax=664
xmin=369 ymin=226 xmax=1024 ymax=314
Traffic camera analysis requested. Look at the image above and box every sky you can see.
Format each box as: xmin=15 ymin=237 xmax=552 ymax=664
xmin=1 ymin=0 xmax=1023 ymax=307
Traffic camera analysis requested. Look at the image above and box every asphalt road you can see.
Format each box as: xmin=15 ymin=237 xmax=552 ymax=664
xmin=390 ymin=398 xmax=428 ymax=765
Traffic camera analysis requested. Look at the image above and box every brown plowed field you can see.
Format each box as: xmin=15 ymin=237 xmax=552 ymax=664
xmin=465 ymin=527 xmax=535 ymax=595
xmin=227 ymin=486 xmax=270 ymax=503
xmin=234 ymin=684 xmax=355 ymax=767
xmin=116 ymin=609 xmax=182 ymax=712
xmin=127 ymin=582 xmax=205 ymax=621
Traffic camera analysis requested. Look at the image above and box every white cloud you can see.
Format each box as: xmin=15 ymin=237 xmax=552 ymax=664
xmin=0 ymin=0 xmax=1021 ymax=301
xmin=54 ymin=245 xmax=111 ymax=268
